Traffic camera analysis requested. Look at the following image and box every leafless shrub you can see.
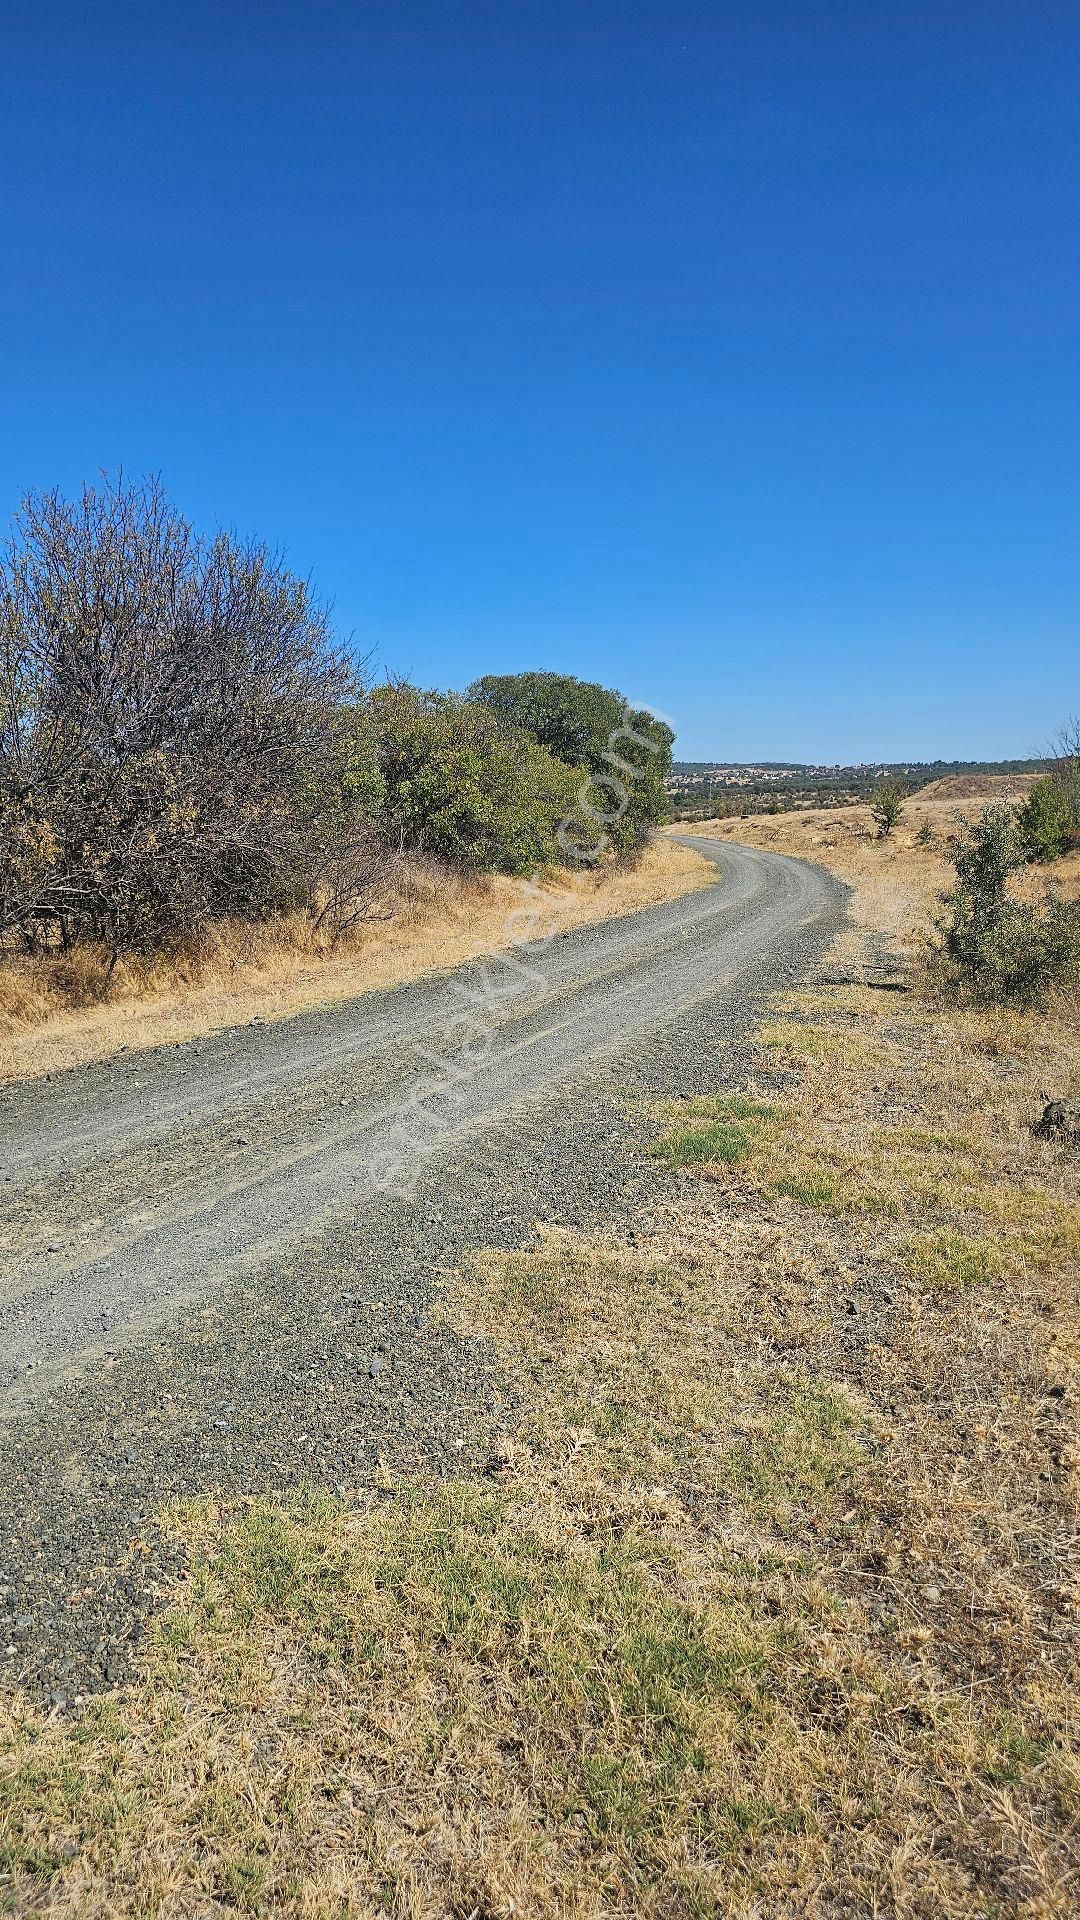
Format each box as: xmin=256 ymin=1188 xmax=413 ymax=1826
xmin=306 ymin=824 xmax=401 ymax=938
xmin=0 ymin=476 xmax=382 ymax=959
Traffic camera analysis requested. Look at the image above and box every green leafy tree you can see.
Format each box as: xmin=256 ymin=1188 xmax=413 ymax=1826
xmin=467 ymin=671 xmax=674 ymax=858
xmin=368 ymin=683 xmax=580 ymax=874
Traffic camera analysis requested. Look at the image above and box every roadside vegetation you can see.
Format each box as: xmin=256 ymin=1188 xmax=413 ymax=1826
xmin=468 ymin=670 xmax=672 ymax=860
xmin=1 ymin=773 xmax=1076 ymax=1916
xmin=934 ymin=804 xmax=1080 ymax=1006
xmin=1017 ymin=723 xmax=1080 ymax=865
xmin=0 ymin=476 xmax=676 ymax=1055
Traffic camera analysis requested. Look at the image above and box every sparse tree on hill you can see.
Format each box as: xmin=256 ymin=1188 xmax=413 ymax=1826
xmin=870 ymin=780 xmax=905 ymax=838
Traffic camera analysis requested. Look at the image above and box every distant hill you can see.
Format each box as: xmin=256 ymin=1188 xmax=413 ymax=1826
xmin=917 ymin=771 xmax=1041 ymax=802
xmin=666 ymin=758 xmax=1051 ymax=821
xmin=669 ymin=758 xmax=1049 ymax=779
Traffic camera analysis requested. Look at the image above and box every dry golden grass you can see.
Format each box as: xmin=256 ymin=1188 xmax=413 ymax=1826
xmin=682 ymin=784 xmax=1080 ymax=965
xmin=2 ymin=1136 xmax=1077 ymax=1914
xmin=0 ymin=838 xmax=713 ymax=1082
xmin=918 ymin=772 xmax=1041 ymax=802
xmin=662 ymin=794 xmax=1080 ymax=1288
xmin=653 ymin=992 xmax=1080 ymax=1266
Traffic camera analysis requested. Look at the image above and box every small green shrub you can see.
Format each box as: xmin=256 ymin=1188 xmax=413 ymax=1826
xmin=934 ymin=806 xmax=1080 ymax=1006
xmin=1017 ymin=777 xmax=1076 ymax=864
xmin=870 ymin=781 xmax=905 ymax=838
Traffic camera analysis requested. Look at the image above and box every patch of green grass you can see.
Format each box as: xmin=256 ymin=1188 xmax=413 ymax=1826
xmin=771 ymin=1155 xmax=906 ymax=1218
xmin=897 ymin=1127 xmax=977 ymax=1156
xmin=651 ymin=1093 xmax=779 ymax=1170
xmin=757 ymin=1019 xmax=870 ymax=1064
xmin=771 ymin=1168 xmax=844 ymax=1209
xmin=651 ymin=1089 xmax=910 ymax=1218
xmin=653 ymin=1119 xmax=755 ymax=1166
xmin=900 ymin=1230 xmax=1005 ymax=1289
xmin=0 ymin=1482 xmax=806 ymax=1911
xmin=982 ymin=1714 xmax=1055 ymax=1786
xmin=718 ymin=1376 xmax=866 ymax=1514
xmin=708 ymin=1093 xmax=778 ymax=1122
xmin=207 ymin=1487 xmax=776 ymax=1844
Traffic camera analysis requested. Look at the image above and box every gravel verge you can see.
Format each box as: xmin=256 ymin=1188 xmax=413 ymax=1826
xmin=0 ymin=841 xmax=847 ymax=1704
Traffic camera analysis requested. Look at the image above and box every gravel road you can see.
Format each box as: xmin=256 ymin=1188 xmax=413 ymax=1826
xmin=0 ymin=837 xmax=846 ymax=1703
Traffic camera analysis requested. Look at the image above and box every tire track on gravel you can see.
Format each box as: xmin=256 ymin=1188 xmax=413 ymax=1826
xmin=0 ymin=839 xmax=848 ymax=1704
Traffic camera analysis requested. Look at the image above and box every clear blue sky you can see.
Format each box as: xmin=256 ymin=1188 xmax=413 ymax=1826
xmin=2 ymin=3 xmax=1077 ymax=762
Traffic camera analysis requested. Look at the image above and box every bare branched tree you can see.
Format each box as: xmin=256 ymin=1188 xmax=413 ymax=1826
xmin=0 ymin=475 xmax=381 ymax=958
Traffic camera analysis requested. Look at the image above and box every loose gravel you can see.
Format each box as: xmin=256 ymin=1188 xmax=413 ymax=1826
xmin=0 ymin=840 xmax=846 ymax=1704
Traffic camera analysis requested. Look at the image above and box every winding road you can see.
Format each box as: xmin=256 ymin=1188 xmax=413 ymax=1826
xmin=1 ymin=838 xmax=839 ymax=1395
xmin=0 ymin=836 xmax=846 ymax=1701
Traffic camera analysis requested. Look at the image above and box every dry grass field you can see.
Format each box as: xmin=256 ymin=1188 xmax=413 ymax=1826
xmin=1 ymin=790 xmax=1077 ymax=1916
xmin=682 ymin=772 xmax=1075 ymax=955
xmin=0 ymin=838 xmax=713 ymax=1082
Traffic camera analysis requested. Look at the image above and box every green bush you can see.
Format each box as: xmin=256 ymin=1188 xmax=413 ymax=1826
xmin=870 ymin=780 xmax=905 ymax=837
xmin=368 ymin=683 xmax=580 ymax=875
xmin=467 ymin=671 xmax=674 ymax=859
xmin=935 ymin=805 xmax=1080 ymax=1005
xmin=1018 ymin=775 xmax=1077 ymax=863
